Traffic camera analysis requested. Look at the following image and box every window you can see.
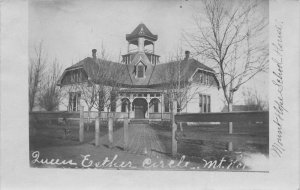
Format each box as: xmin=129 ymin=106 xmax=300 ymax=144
xmin=154 ymin=101 xmax=159 ymax=113
xmin=199 ymin=71 xmax=203 ymax=83
xmin=137 ymin=65 xmax=144 ymax=78
xmin=208 ymin=96 xmax=211 ymax=112
xmin=177 ymin=102 xmax=181 ymax=113
xmin=151 ymin=99 xmax=159 ymax=113
xmin=110 ymin=92 xmax=117 ymax=112
xmin=121 ymin=99 xmax=130 ymax=112
xmin=68 ymin=92 xmax=81 ymax=111
xmin=199 ymin=94 xmax=211 ymax=113
xmin=206 ymin=73 xmax=209 ymax=85
xmin=98 ymin=90 xmax=105 ymax=111
xmin=164 ymin=95 xmax=170 ymax=112
xmin=204 ymin=96 xmax=207 ymax=112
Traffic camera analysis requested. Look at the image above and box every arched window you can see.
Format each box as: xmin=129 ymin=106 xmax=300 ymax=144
xmin=137 ymin=65 xmax=144 ymax=78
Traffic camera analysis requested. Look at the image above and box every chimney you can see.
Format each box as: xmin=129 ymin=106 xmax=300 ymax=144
xmin=185 ymin=50 xmax=190 ymax=60
xmin=92 ymin=49 xmax=97 ymax=59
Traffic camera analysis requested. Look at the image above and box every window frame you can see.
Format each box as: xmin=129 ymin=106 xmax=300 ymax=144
xmin=137 ymin=65 xmax=145 ymax=78
xmin=199 ymin=94 xmax=211 ymax=113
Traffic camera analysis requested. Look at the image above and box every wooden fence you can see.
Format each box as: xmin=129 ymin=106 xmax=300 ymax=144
xmin=30 ymin=106 xmax=129 ymax=148
xmin=172 ymin=111 xmax=269 ymax=156
xmin=30 ymin=108 xmax=84 ymax=142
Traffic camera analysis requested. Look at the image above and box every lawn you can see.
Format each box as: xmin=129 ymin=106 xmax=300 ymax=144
xmin=29 ymin=120 xmax=269 ymax=171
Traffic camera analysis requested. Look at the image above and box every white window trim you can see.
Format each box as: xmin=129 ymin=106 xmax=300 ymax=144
xmin=199 ymin=93 xmax=211 ymax=113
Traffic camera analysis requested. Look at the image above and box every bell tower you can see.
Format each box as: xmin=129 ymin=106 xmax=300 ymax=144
xmin=122 ymin=23 xmax=160 ymax=65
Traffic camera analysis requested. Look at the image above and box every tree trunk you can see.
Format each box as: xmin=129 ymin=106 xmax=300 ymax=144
xmin=87 ymin=107 xmax=92 ymax=131
xmin=228 ymin=102 xmax=233 ymax=151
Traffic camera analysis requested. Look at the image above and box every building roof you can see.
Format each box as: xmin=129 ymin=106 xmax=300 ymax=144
xmin=126 ymin=23 xmax=158 ymax=42
xmin=59 ymin=55 xmax=218 ymax=89
xmin=148 ymin=58 xmax=215 ymax=86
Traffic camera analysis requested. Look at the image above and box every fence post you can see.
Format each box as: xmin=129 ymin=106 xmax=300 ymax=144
xmin=79 ymin=106 xmax=84 ymax=142
xmin=228 ymin=122 xmax=233 ymax=151
xmin=108 ymin=116 xmax=113 ymax=148
xmin=95 ymin=117 xmax=100 ymax=146
xmin=172 ymin=100 xmax=177 ymax=157
xmin=124 ymin=118 xmax=129 ymax=151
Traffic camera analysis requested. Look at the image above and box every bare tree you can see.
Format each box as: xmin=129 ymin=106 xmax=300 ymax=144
xmin=184 ymin=0 xmax=268 ymax=112
xmin=159 ymin=48 xmax=213 ymax=115
xmin=29 ymin=41 xmax=46 ymax=111
xmin=38 ymin=58 xmax=63 ymax=111
xmin=71 ymin=57 xmax=124 ymax=130
xmin=242 ymin=88 xmax=268 ymax=111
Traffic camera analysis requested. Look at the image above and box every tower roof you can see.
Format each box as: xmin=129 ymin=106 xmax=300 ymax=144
xmin=126 ymin=23 xmax=158 ymax=42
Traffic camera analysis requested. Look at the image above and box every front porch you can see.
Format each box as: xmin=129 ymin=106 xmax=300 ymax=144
xmin=117 ymin=88 xmax=170 ymax=120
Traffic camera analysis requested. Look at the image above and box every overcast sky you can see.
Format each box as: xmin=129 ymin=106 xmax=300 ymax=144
xmin=29 ymin=0 xmax=269 ymax=103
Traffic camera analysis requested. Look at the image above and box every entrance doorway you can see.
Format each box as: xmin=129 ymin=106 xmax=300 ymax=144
xmin=133 ymin=98 xmax=148 ymax=119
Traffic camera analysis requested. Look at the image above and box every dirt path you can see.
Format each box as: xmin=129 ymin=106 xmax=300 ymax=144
xmin=96 ymin=123 xmax=168 ymax=159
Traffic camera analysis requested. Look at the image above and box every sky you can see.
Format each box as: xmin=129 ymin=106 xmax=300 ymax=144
xmin=29 ymin=0 xmax=269 ymax=104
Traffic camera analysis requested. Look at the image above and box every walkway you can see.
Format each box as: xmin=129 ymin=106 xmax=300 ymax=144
xmin=98 ymin=122 xmax=168 ymax=159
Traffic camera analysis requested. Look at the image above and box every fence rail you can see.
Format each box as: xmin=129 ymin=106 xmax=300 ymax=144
xmin=175 ymin=111 xmax=269 ymax=123
xmin=29 ymin=107 xmax=129 ymax=147
xmin=30 ymin=111 xmax=80 ymax=119
xmin=172 ymin=111 xmax=269 ymax=156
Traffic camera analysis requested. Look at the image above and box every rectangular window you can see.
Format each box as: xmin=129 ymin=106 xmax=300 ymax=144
xmin=203 ymin=96 xmax=207 ymax=112
xmin=154 ymin=102 xmax=159 ymax=113
xmin=98 ymin=90 xmax=105 ymax=111
xmin=199 ymin=94 xmax=203 ymax=112
xmin=206 ymin=73 xmax=209 ymax=85
xmin=177 ymin=102 xmax=181 ymax=113
xmin=137 ymin=65 xmax=144 ymax=78
xmin=121 ymin=102 xmax=126 ymax=112
xmin=165 ymin=104 xmax=169 ymax=112
xmin=199 ymin=94 xmax=211 ymax=113
xmin=208 ymin=96 xmax=211 ymax=112
xmin=164 ymin=96 xmax=170 ymax=112
xmin=200 ymin=71 xmax=203 ymax=83
xmin=68 ymin=92 xmax=81 ymax=111
xmin=110 ymin=92 xmax=116 ymax=112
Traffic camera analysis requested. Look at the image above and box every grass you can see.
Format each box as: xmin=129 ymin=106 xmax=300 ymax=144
xmin=29 ymin=120 xmax=269 ymax=171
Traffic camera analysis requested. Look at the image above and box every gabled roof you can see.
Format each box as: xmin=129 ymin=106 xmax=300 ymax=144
xmin=148 ymin=58 xmax=216 ymax=86
xmin=126 ymin=23 xmax=158 ymax=41
xmin=59 ymin=57 xmax=133 ymax=86
xmin=59 ymin=56 xmax=219 ymax=89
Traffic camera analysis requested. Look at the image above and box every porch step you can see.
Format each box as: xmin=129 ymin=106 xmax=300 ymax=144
xmin=129 ymin=119 xmax=149 ymax=124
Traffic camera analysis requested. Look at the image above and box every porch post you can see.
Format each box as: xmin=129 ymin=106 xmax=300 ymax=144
xmin=129 ymin=94 xmax=134 ymax=119
xmin=116 ymin=98 xmax=121 ymax=112
xmin=147 ymin=94 xmax=150 ymax=119
xmin=129 ymin=99 xmax=133 ymax=119
xmin=161 ymin=93 xmax=164 ymax=119
xmin=146 ymin=100 xmax=150 ymax=119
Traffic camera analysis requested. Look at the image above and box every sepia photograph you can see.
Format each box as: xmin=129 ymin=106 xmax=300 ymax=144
xmin=29 ymin=0 xmax=269 ymax=171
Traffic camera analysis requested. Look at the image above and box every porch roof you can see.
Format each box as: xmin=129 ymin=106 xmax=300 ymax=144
xmin=119 ymin=88 xmax=162 ymax=93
